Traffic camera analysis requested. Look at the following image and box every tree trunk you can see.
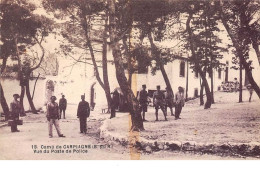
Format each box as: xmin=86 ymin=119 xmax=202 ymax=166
xmin=186 ymin=12 xmax=212 ymax=109
xmin=251 ymin=40 xmax=260 ymax=66
xmin=210 ymin=69 xmax=214 ymax=104
xmin=147 ymin=32 xmax=174 ymax=97
xmin=0 ymin=82 xmax=10 ymax=121
xmin=20 ymin=85 xmax=26 ymax=116
xmin=102 ymin=12 xmax=112 ymax=112
xmin=0 ymin=57 xmax=10 ymax=121
xmin=108 ymin=0 xmax=144 ymax=131
xmin=198 ymin=67 xmax=212 ymax=109
xmin=200 ymin=79 xmax=204 ymax=106
xmin=122 ymin=36 xmax=133 ymax=88
xmin=210 ymin=58 xmax=214 ymax=104
xmin=79 ymin=7 xmax=112 ymax=110
xmin=25 ymin=79 xmax=38 ymax=114
xmin=239 ymin=50 xmax=260 ymax=98
xmin=239 ymin=60 xmax=243 ymax=103
xmin=32 ymin=73 xmax=40 ymax=100
xmin=220 ymin=6 xmax=260 ymax=98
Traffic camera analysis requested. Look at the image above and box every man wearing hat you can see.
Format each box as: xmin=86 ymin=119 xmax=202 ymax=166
xmin=77 ymin=95 xmax=90 ymax=134
xmin=153 ymin=85 xmax=167 ymax=121
xmin=59 ymin=95 xmax=67 ymax=119
xmin=137 ymin=84 xmax=149 ymax=121
xmin=10 ymin=94 xmax=21 ymax=132
xmin=46 ymin=96 xmax=65 ymax=138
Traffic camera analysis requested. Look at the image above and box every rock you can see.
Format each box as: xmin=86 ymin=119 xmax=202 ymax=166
xmin=169 ymin=143 xmax=181 ymax=151
xmin=182 ymin=142 xmax=195 ymax=151
xmin=145 ymin=146 xmax=152 ymax=153
xmin=158 ymin=144 xmax=164 ymax=150
xmin=251 ymin=146 xmax=260 ymax=156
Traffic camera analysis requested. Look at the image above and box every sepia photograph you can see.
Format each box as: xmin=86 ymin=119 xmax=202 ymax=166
xmin=0 ymin=0 xmax=260 ymax=160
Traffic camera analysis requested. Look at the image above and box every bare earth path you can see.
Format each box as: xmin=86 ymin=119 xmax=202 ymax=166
xmin=0 ymin=91 xmax=259 ymax=160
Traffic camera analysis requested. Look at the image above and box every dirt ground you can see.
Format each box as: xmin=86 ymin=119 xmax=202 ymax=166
xmin=104 ymin=90 xmax=260 ymax=145
xmin=0 ymin=90 xmax=259 ymax=160
xmin=1 ymin=110 xmax=253 ymax=160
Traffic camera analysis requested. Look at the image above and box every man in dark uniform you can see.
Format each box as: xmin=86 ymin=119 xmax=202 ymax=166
xmin=138 ymin=84 xmax=148 ymax=121
xmin=113 ymin=90 xmax=120 ymax=110
xmin=77 ymin=95 xmax=90 ymax=134
xmin=165 ymin=87 xmax=174 ymax=116
xmin=110 ymin=92 xmax=116 ymax=119
xmin=59 ymin=95 xmax=67 ymax=119
xmin=10 ymin=94 xmax=21 ymax=132
xmin=153 ymin=85 xmax=167 ymax=121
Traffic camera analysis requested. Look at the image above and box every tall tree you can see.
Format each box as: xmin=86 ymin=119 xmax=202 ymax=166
xmin=1 ymin=0 xmax=41 ymax=115
xmin=1 ymin=1 xmax=54 ymax=114
xmin=43 ymin=0 xmax=112 ymax=111
xmin=131 ymin=0 xmax=175 ymax=96
xmin=107 ymin=0 xmax=144 ymax=131
xmin=219 ymin=0 xmax=260 ymax=98
xmin=0 ymin=37 xmax=14 ymax=120
xmin=185 ymin=4 xmax=212 ymax=109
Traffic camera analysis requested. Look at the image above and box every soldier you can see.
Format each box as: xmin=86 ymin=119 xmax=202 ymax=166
xmin=153 ymin=85 xmax=167 ymax=121
xmin=77 ymin=95 xmax=90 ymax=134
xmin=175 ymin=86 xmax=185 ymax=120
xmin=59 ymin=95 xmax=67 ymax=119
xmin=46 ymin=96 xmax=65 ymax=138
xmin=110 ymin=92 xmax=116 ymax=119
xmin=164 ymin=87 xmax=174 ymax=116
xmin=113 ymin=90 xmax=120 ymax=110
xmin=247 ymin=84 xmax=254 ymax=102
xmin=137 ymin=84 xmax=149 ymax=121
xmin=10 ymin=94 xmax=21 ymax=132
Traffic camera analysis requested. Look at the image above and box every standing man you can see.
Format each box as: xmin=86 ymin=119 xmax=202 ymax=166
xmin=153 ymin=85 xmax=167 ymax=121
xmin=233 ymin=78 xmax=239 ymax=92
xmin=165 ymin=87 xmax=174 ymax=116
xmin=137 ymin=84 xmax=149 ymax=121
xmin=247 ymin=84 xmax=254 ymax=102
xmin=113 ymin=90 xmax=120 ymax=110
xmin=77 ymin=95 xmax=90 ymax=134
xmin=175 ymin=86 xmax=185 ymax=120
xmin=46 ymin=96 xmax=65 ymax=138
xmin=59 ymin=95 xmax=67 ymax=119
xmin=110 ymin=92 xmax=116 ymax=119
xmin=10 ymin=94 xmax=21 ymax=132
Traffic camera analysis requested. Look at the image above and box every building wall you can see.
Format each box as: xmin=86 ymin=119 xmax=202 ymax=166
xmin=0 ymin=78 xmax=46 ymax=112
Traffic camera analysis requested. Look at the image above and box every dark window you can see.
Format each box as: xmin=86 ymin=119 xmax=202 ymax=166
xmin=194 ymin=88 xmax=199 ymax=97
xmin=180 ymin=61 xmax=185 ymax=77
xmin=218 ymin=68 xmax=221 ymax=79
xmin=194 ymin=70 xmax=199 ymax=78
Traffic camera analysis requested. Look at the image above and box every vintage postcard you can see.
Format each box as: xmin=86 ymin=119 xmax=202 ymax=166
xmin=0 ymin=0 xmax=260 ymax=160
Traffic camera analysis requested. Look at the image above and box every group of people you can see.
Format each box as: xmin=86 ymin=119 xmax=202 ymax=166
xmin=221 ymin=78 xmax=240 ymax=92
xmin=137 ymin=85 xmax=185 ymax=122
xmin=7 ymin=82 xmax=255 ymax=136
xmin=46 ymin=95 xmax=90 ymax=138
xmin=8 ymin=93 xmax=91 ymax=138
